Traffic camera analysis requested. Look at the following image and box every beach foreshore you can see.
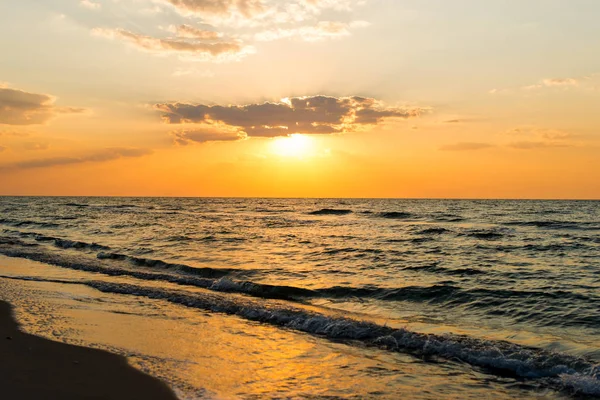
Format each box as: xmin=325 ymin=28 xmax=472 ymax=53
xmin=0 ymin=300 xmax=178 ymax=400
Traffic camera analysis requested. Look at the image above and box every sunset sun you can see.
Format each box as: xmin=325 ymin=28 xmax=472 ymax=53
xmin=271 ymin=134 xmax=314 ymax=158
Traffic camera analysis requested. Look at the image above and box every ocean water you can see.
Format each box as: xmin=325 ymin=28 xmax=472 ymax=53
xmin=0 ymin=197 xmax=599 ymax=399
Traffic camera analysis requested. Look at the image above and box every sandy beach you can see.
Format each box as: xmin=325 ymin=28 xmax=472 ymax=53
xmin=0 ymin=299 xmax=177 ymax=400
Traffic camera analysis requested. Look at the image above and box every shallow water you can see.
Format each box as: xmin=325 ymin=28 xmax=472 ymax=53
xmin=0 ymin=197 xmax=598 ymax=398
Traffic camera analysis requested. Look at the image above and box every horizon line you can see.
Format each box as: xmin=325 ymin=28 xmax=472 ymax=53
xmin=0 ymin=195 xmax=598 ymax=201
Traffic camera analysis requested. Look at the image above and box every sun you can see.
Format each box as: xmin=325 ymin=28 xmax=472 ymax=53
xmin=271 ymin=134 xmax=314 ymax=158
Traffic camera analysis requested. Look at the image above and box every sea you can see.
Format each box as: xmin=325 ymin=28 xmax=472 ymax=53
xmin=0 ymin=197 xmax=598 ymax=399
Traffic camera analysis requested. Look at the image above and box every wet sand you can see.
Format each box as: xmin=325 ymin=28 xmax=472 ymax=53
xmin=0 ymin=300 xmax=177 ymax=400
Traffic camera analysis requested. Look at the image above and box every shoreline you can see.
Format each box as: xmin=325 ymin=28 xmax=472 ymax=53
xmin=0 ymin=299 xmax=178 ymax=400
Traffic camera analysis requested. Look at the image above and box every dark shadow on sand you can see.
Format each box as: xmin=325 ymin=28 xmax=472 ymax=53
xmin=0 ymin=300 xmax=178 ymax=400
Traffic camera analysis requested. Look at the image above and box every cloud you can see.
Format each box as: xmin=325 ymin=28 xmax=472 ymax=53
xmin=0 ymin=148 xmax=152 ymax=171
xmin=159 ymin=0 xmax=366 ymax=29
xmin=254 ymin=20 xmax=369 ymax=42
xmin=22 ymin=142 xmax=50 ymax=151
xmin=90 ymin=1 xmax=367 ymax=63
xmin=161 ymin=0 xmax=263 ymax=18
xmin=504 ymin=126 xmax=573 ymax=140
xmin=490 ymin=74 xmax=599 ymax=94
xmin=156 ymin=95 xmax=425 ymax=140
xmin=92 ymin=28 xmax=250 ymax=61
xmin=172 ymin=128 xmax=245 ymax=144
xmin=0 ymin=129 xmax=30 ymax=137
xmin=522 ymin=76 xmax=583 ymax=91
xmin=439 ymin=142 xmax=494 ymax=151
xmin=165 ymin=24 xmax=222 ymax=40
xmin=0 ymin=86 xmax=85 ymax=126
xmin=507 ymin=141 xmax=572 ymax=150
xmin=80 ymin=0 xmax=101 ymax=10
xmin=0 ymin=145 xmax=6 ymax=152
xmin=503 ymin=126 xmax=576 ymax=149
xmin=542 ymin=78 xmax=578 ymax=87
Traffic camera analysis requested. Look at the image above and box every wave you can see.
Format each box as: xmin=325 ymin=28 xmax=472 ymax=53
xmin=96 ymin=252 xmax=234 ymax=279
xmin=462 ymin=229 xmax=505 ymax=240
xmin=4 ymin=274 xmax=596 ymax=396
xmin=308 ymin=209 xmax=353 ymax=216
xmin=403 ymin=263 xmax=485 ymax=276
xmin=0 ymin=218 xmax=60 ymax=229
xmin=416 ymin=227 xmax=451 ymax=235
xmin=63 ymin=202 xmax=89 ymax=208
xmin=431 ymin=214 xmax=465 ymax=222
xmin=376 ymin=212 xmax=415 ymax=220
xmin=502 ymin=220 xmax=600 ymax=230
xmin=2 ymin=230 xmax=110 ymax=251
xmin=2 ymin=238 xmax=600 ymax=329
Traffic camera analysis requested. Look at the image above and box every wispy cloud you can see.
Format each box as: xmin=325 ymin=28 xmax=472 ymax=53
xmin=92 ymin=28 xmax=251 ymax=61
xmin=159 ymin=0 xmax=365 ymax=27
xmin=0 ymin=148 xmax=153 ymax=171
xmin=156 ymin=95 xmax=426 ymax=141
xmin=254 ymin=20 xmax=369 ymax=42
xmin=439 ymin=142 xmax=494 ymax=151
xmin=172 ymin=128 xmax=245 ymax=144
xmin=504 ymin=126 xmax=576 ymax=149
xmin=92 ymin=0 xmax=369 ymax=63
xmin=165 ymin=24 xmax=222 ymax=40
xmin=80 ymin=0 xmax=101 ymax=11
xmin=0 ymin=85 xmax=85 ymax=126
xmin=491 ymin=73 xmax=598 ymax=94
xmin=507 ymin=141 xmax=573 ymax=150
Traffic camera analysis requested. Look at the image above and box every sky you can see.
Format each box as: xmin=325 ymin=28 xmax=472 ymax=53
xmin=0 ymin=0 xmax=599 ymax=198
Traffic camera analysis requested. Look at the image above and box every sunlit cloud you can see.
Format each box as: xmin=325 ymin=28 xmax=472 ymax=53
xmin=0 ymin=148 xmax=153 ymax=171
xmin=0 ymin=85 xmax=86 ymax=126
xmin=0 ymin=145 xmax=6 ymax=152
xmin=156 ymin=95 xmax=426 ymax=142
xmin=91 ymin=28 xmax=251 ymax=61
xmin=158 ymin=0 xmax=366 ymax=27
xmin=165 ymin=24 xmax=222 ymax=40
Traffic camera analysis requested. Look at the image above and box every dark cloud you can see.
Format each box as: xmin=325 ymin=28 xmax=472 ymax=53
xmin=440 ymin=142 xmax=494 ymax=151
xmin=156 ymin=96 xmax=424 ymax=139
xmin=0 ymin=87 xmax=85 ymax=126
xmin=0 ymin=148 xmax=152 ymax=171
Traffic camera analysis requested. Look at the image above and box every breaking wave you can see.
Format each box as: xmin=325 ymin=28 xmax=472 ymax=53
xmin=2 ymin=274 xmax=597 ymax=396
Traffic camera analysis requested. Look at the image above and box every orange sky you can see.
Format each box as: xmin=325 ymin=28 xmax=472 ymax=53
xmin=1 ymin=0 xmax=599 ymax=198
